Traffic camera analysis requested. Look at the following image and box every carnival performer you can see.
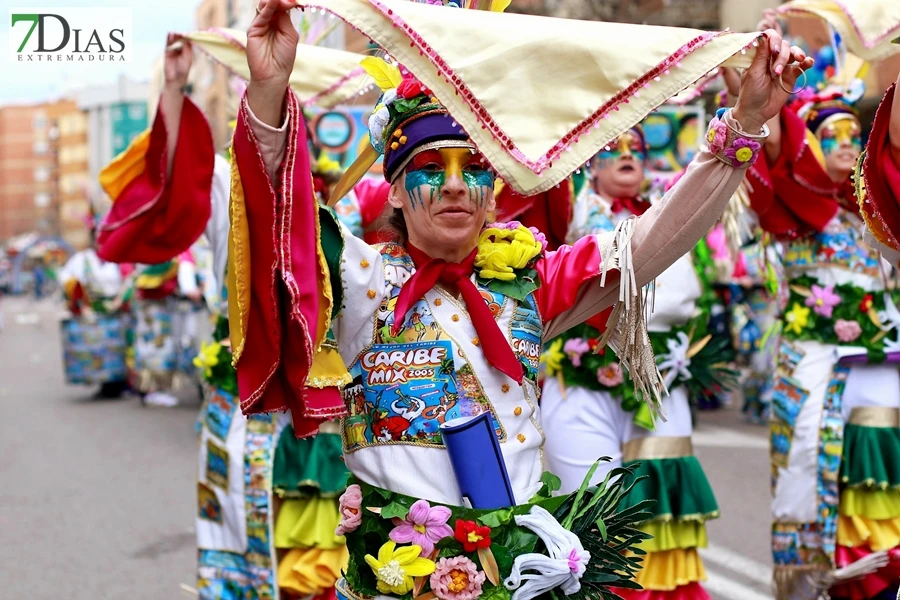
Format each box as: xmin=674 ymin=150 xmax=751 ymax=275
xmin=59 ymin=218 xmax=133 ymax=399
xmin=226 ymin=2 xmax=809 ymax=599
xmin=537 ymin=123 xmax=734 ymax=600
xmin=97 ymin=31 xmax=374 ymax=598
xmin=738 ymin=11 xmax=900 ymax=599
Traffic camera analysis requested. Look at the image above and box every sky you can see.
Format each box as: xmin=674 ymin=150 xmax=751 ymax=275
xmin=1 ymin=0 xmax=196 ymax=104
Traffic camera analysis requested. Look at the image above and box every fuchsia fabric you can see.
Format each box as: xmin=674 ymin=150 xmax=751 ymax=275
xmin=234 ymin=91 xmax=345 ymax=437
xmin=97 ymin=98 xmax=213 ymax=264
xmin=746 ymin=106 xmax=840 ymax=238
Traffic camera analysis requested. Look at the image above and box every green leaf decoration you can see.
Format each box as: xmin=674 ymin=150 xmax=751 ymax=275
xmin=478 ymin=268 xmax=539 ymax=303
xmin=477 ymin=508 xmax=514 ymax=528
xmin=381 ymin=500 xmax=410 ymax=521
xmin=393 ymin=96 xmax=426 ymax=114
xmin=480 ymin=584 xmax=512 ymax=600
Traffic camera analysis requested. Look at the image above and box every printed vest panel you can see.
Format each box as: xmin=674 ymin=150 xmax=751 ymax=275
xmin=782 ymin=209 xmax=881 ymax=279
xmin=341 ymin=244 xmax=543 ymax=453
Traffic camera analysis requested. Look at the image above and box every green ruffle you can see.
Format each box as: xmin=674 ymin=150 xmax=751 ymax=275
xmin=623 ymin=456 xmax=720 ymax=523
xmin=273 ymin=427 xmax=350 ymax=498
xmin=840 ymin=423 xmax=900 ymax=489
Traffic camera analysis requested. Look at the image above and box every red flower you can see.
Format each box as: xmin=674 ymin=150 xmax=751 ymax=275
xmin=860 ymin=294 xmax=874 ymax=313
xmin=454 ymin=519 xmax=492 ymax=552
xmin=397 ymin=75 xmax=431 ymax=100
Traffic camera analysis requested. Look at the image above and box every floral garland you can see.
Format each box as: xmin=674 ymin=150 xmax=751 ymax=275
xmin=474 ymin=222 xmax=546 ymax=301
xmin=337 ymin=462 xmax=651 ymax=600
xmin=781 ymin=275 xmax=900 ymax=362
xmin=543 ymin=319 xmax=736 ymax=424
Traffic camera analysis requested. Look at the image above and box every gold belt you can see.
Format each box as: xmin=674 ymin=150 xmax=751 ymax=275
xmin=848 ymin=407 xmax=900 ymax=428
xmin=623 ymin=436 xmax=693 ymax=462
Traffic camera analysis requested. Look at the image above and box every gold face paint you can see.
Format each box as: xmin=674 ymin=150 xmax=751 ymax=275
xmin=818 ymin=115 xmax=862 ymax=155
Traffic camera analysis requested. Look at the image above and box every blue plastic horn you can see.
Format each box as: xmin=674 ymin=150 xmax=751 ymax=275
xmin=440 ymin=412 xmax=516 ymax=509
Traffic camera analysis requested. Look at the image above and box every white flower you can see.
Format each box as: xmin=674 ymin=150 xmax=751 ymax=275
xmin=368 ymin=105 xmax=391 ymax=149
xmin=656 ymin=331 xmax=692 ymax=389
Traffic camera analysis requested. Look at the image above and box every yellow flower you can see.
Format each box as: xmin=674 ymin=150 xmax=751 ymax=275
xmin=365 ymin=541 xmax=436 ymax=595
xmin=193 ymin=341 xmax=221 ymax=378
xmin=784 ymin=303 xmax=811 ymax=335
xmin=475 ymin=226 xmax=542 ymax=281
xmin=734 ymin=147 xmax=754 ymax=163
xmin=540 ymin=338 xmax=565 ymax=376
xmin=316 ymin=152 xmax=342 ymax=174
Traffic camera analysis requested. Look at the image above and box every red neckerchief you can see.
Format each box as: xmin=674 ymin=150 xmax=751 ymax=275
xmin=609 ymin=196 xmax=650 ymax=217
xmin=393 ymin=243 xmax=523 ymax=384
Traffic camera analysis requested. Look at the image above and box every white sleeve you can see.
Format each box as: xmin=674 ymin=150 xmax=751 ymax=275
xmin=178 ymin=260 xmax=199 ymax=295
xmin=206 ymin=154 xmax=232 ymax=293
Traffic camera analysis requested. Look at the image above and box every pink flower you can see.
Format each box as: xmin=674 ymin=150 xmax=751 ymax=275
xmin=706 ymin=119 xmax=727 ymax=154
xmin=390 ymin=499 xmax=453 ymax=556
xmin=563 ymin=338 xmax=590 ymax=367
xmin=597 ymin=362 xmax=624 ymax=386
xmin=528 ymin=226 xmax=548 ymax=251
xmin=834 ymin=319 xmax=862 ymax=343
xmin=723 ymin=138 xmax=762 ymax=166
xmin=430 ymin=556 xmax=486 ymax=600
xmin=805 ymin=284 xmax=841 ymax=318
xmin=335 ymin=484 xmax=363 ymax=536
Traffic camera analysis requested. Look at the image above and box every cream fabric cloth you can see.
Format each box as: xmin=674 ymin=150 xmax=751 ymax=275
xmin=296 ymin=0 xmax=759 ymax=195
xmin=780 ymin=0 xmax=900 ymax=62
xmin=184 ymin=29 xmax=369 ymax=108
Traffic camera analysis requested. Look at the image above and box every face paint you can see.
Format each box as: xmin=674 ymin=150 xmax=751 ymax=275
xmin=819 ymin=117 xmax=861 ymax=156
xmin=404 ymin=147 xmax=494 ymax=209
xmin=595 ymin=130 xmax=647 ymax=166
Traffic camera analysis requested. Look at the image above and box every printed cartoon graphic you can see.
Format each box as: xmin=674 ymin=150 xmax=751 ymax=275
xmin=510 ymin=296 xmax=542 ymax=382
xmin=206 ymin=439 xmax=229 ymax=489
xmin=198 ymin=482 xmax=222 ymax=523
xmin=344 ymin=341 xmax=505 ymax=451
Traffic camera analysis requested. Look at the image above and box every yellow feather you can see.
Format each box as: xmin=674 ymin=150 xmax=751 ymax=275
xmin=491 ymin=0 xmax=511 ymax=11
xmin=360 ymin=56 xmax=401 ymax=91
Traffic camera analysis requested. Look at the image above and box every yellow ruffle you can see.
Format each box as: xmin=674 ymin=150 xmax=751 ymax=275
xmin=837 ymin=514 xmax=900 ymax=551
xmin=135 ymin=262 xmax=179 ymax=290
xmin=633 ymin=548 xmax=707 ymax=591
xmin=638 ymin=521 xmax=708 ymax=553
xmin=99 ymin=128 xmax=151 ymax=200
xmin=840 ymin=488 xmax=900 ymax=520
xmin=277 ymin=546 xmax=349 ymax=596
xmin=275 ymin=497 xmax=345 ymax=550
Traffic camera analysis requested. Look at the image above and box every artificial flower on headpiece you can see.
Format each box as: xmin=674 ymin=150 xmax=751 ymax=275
xmin=359 ymin=55 xmax=472 ymax=183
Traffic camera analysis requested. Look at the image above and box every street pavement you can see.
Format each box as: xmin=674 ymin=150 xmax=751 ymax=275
xmin=0 ymin=295 xmax=777 ymax=599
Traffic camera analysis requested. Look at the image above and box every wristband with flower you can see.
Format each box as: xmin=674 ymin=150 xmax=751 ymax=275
xmin=706 ymin=108 xmax=766 ymax=169
xmin=474 ymin=221 xmax=546 ymax=301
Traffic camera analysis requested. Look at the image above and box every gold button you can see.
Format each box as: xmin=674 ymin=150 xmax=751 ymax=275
xmin=367 ymin=289 xmax=377 ymax=299
xmin=517 ymin=434 xmax=526 ymax=443
xmin=452 ymin=314 xmax=460 ymax=322
xmin=501 ymin=384 xmax=510 ymax=393
xmin=360 ymin=259 xmax=370 ymax=268
xmin=514 ymin=406 xmax=522 ymax=416
xmin=434 ymin=298 xmax=442 ymax=306
xmin=471 ymin=338 xmax=480 ymax=347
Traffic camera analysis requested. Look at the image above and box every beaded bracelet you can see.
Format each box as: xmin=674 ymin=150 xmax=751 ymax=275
xmin=705 ymin=107 xmax=768 ymax=169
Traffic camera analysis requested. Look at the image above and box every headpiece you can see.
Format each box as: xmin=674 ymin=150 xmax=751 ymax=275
xmin=362 ymin=59 xmax=473 ymax=183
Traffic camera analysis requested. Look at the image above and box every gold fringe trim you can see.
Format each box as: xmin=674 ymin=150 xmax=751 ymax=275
xmin=596 ymin=216 xmax=666 ymax=420
xmin=848 ymin=406 xmax=900 ymax=427
xmin=623 ymin=436 xmax=693 ymax=462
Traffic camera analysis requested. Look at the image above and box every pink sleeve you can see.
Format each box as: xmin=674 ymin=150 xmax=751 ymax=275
xmin=355 ymin=178 xmax=391 ymax=228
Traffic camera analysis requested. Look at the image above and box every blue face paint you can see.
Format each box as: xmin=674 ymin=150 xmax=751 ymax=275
xmin=821 ymin=137 xmax=861 ymax=156
xmin=404 ymin=168 xmax=444 ymax=210
xmin=463 ymin=169 xmax=494 ymax=208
